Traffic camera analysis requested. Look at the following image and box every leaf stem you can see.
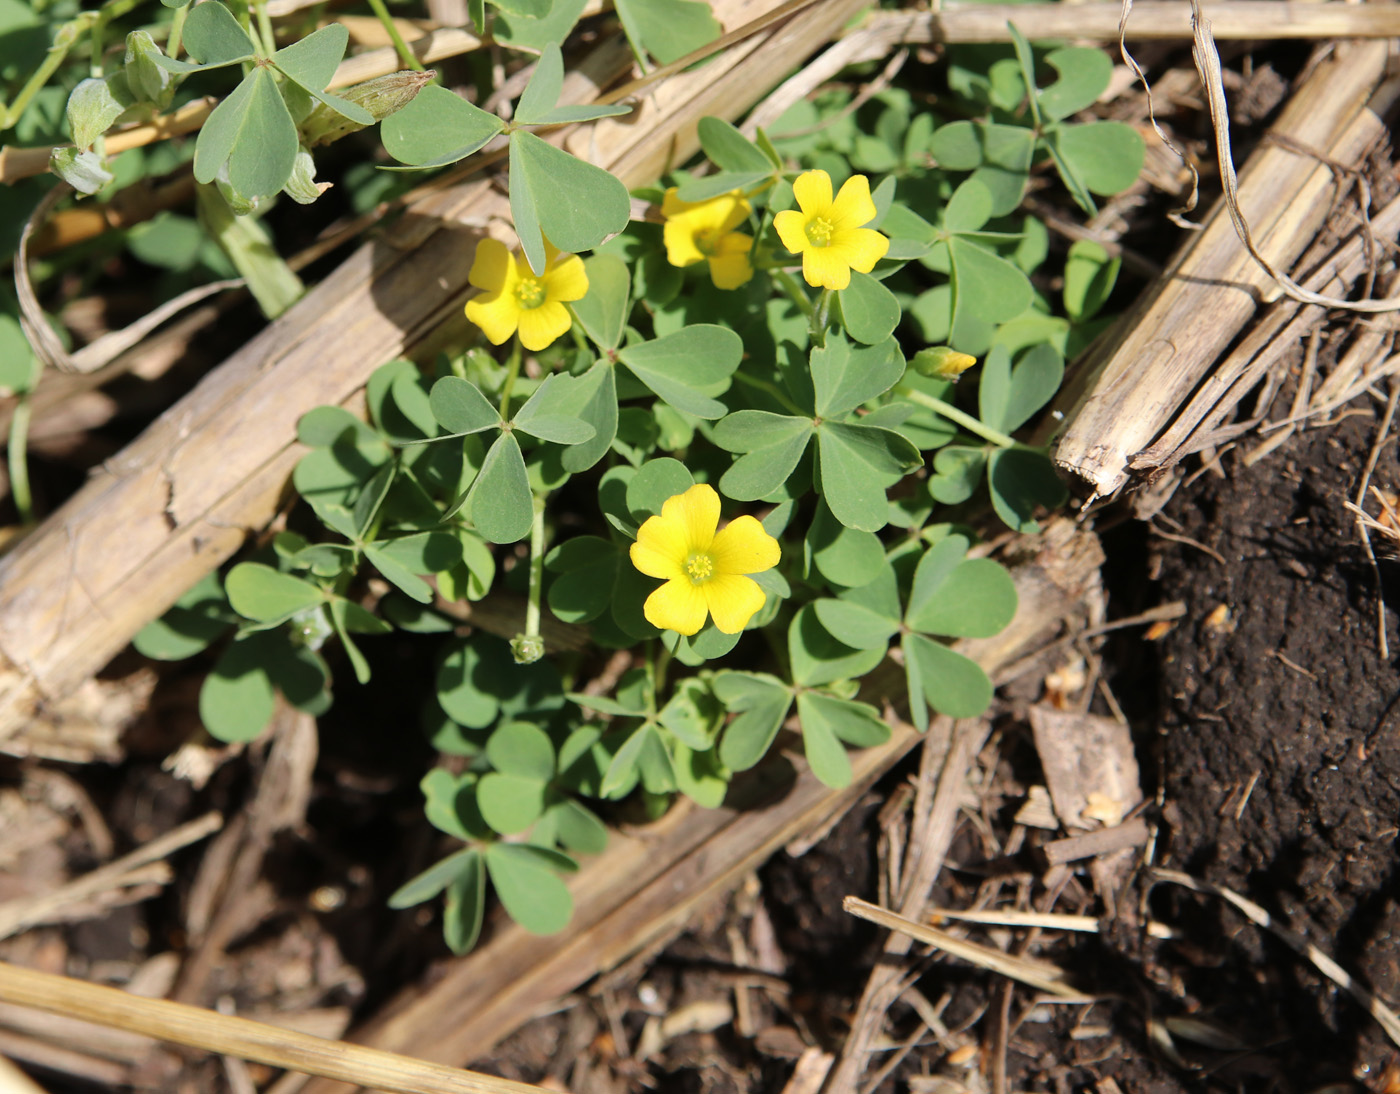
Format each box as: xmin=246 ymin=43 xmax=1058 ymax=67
xmin=364 ymin=0 xmax=425 ymax=72
xmin=771 ymin=269 xmax=813 ymax=322
xmin=730 ymin=371 xmax=803 ymax=416
xmin=168 ymin=1 xmax=189 ymax=59
xmin=8 ymin=393 xmax=34 ymax=526
xmin=2 ymin=15 xmax=90 ymax=131
xmin=893 ymin=384 xmax=1018 ymax=449
xmin=511 ymin=496 xmax=547 ymax=664
xmin=252 ymin=0 xmax=277 ymax=59
xmin=498 ymin=337 xmax=523 ymax=420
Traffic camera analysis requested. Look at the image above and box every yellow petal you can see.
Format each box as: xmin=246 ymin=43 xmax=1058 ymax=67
xmin=773 ymin=209 xmax=810 ymax=255
xmin=831 ymin=227 xmax=890 ymax=274
xmin=710 ymin=515 xmax=780 ymax=575
xmin=704 ymin=574 xmax=765 ymax=634
xmin=543 ymin=252 xmax=589 ymax=302
xmin=660 ymin=483 xmax=720 ymax=553
xmin=791 ymin=169 xmax=833 ymax=216
xmin=469 ymin=238 xmax=512 ymax=293
xmin=664 ymin=219 xmax=706 ymax=268
xmin=644 ymin=578 xmax=709 ymax=636
xmin=707 ymin=251 xmax=753 ymax=290
xmin=631 ymin=517 xmax=687 ymax=580
xmin=829 ymin=174 xmax=877 ymax=230
xmin=661 ymin=187 xmax=688 ymax=218
xmin=801 ymin=244 xmax=852 ymax=291
xmin=717 ymin=194 xmax=752 ymax=234
xmin=465 ymin=292 xmax=519 ymax=345
xmin=516 ymin=300 xmax=571 ymax=351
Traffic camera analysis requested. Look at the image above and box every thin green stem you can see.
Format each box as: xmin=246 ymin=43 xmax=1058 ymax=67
xmin=252 ymin=0 xmax=277 ymax=58
xmin=8 ymin=394 xmax=33 ymax=526
xmin=167 ymin=1 xmax=189 ymax=58
xmin=364 ymin=0 xmax=425 ymax=71
xmin=2 ymin=16 xmax=89 ymax=131
xmin=511 ymin=496 xmax=547 ymax=664
xmin=652 ymin=641 xmax=672 ymax=703
xmin=730 ymin=371 xmax=804 ymax=416
xmin=894 ymin=384 xmax=1018 ymax=449
xmin=498 ymin=337 xmax=523 ymax=420
xmin=810 ymin=288 xmax=830 ymax=347
xmin=771 ymin=269 xmax=813 ymax=323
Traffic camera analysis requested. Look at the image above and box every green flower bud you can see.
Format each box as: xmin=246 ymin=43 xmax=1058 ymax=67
xmin=912 ymin=346 xmax=977 ymax=381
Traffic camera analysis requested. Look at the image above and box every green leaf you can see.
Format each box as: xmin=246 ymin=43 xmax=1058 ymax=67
xmin=696 ymin=116 xmax=772 ymax=174
xmin=1039 ymin=47 xmax=1113 ymax=120
xmin=809 ymin=334 xmax=904 ymax=418
xmin=226 ymin=563 xmax=323 ymax=622
xmin=948 ymin=238 xmax=1032 ymax=326
xmin=548 ymin=797 xmax=608 ymax=855
xmin=421 ymin=768 xmax=478 ymax=839
xmin=673 ymin=742 xmax=729 ymax=809
xmin=930 ymin=121 xmax=1035 ymax=217
xmin=803 ymin=691 xmax=890 ymax=748
xmin=512 ymin=373 xmax=596 ymax=444
xmin=615 ymin=0 xmax=721 ymax=64
xmin=812 ymin=598 xmax=899 ymax=651
xmin=674 ymin=170 xmax=771 ymax=204
xmin=430 ymin=375 xmax=501 ymax=435
xmin=493 ymin=0 xmax=586 ymax=51
xmin=487 ymin=720 xmax=556 ymax=780
xmin=979 ymin=342 xmax=1063 ymax=434
xmin=788 ymin=604 xmax=885 ymax=689
xmin=906 ymin=543 xmax=1017 ymax=639
xmin=904 ymin=632 xmax=993 ymax=722
xmin=943 ymin=176 xmax=993 ymax=233
xmin=714 ymin=412 xmax=813 ymax=502
xmin=200 ymin=635 xmax=276 ymax=742
xmin=806 ymin=501 xmax=884 ymax=588
xmin=795 ymin=691 xmax=851 ymax=788
xmin=713 ymin=671 xmax=792 ymax=772
xmin=273 ymin=24 xmax=373 ymax=125
xmin=133 ymin=572 xmax=232 ymax=661
xmin=381 ymin=85 xmax=505 ymax=168
xmin=194 ymin=68 xmax=298 ymax=201
xmin=49 ymin=148 xmax=112 ymax=196
xmin=836 ymin=271 xmax=900 ymax=346
xmin=570 ymin=254 xmax=630 ymax=350
xmin=816 ymin=421 xmax=920 ymax=532
xmin=478 ymin=773 xmax=547 ymax=834
xmin=436 ymin=636 xmax=565 ymax=727
xmin=66 ymin=74 xmax=134 ymax=150
xmin=547 ymin=536 xmax=620 ymax=623
xmin=182 ymin=0 xmax=256 ymax=66
xmin=194 ymin=181 xmax=303 ymax=316
xmin=485 ymin=843 xmax=574 ymax=934
xmin=1063 ymin=239 xmax=1120 ymax=323
xmin=363 ymin=543 xmax=433 ymax=603
xmin=443 ymin=850 xmax=487 ymax=954
xmin=388 ymin=848 xmax=478 ymax=909
xmin=560 ymin=361 xmax=618 ymax=473
xmin=988 ymin=446 xmax=1068 ymax=533
xmin=1049 ymin=120 xmax=1145 ymax=197
xmin=514 ymin=42 xmax=564 ymax=124
xmin=524 ymin=103 xmax=635 ymax=125
xmin=298 ymin=405 xmax=379 ymax=448
xmin=509 ymin=130 xmax=630 ymax=274
xmin=626 ymin=457 xmax=693 ymax=520
xmin=927 ymin=445 xmax=988 ymax=506
xmin=617 ymin=324 xmax=742 ymax=419
xmin=467 ymin=432 xmax=533 ymax=543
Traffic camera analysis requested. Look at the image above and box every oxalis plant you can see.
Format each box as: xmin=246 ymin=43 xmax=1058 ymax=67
xmin=127 ymin=21 xmax=1144 ymax=952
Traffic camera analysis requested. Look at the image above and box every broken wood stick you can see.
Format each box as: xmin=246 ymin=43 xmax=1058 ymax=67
xmin=1052 ymin=39 xmax=1394 ymax=499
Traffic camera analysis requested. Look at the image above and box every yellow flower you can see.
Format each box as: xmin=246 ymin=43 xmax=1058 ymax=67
xmin=661 ymin=188 xmax=755 ymax=290
xmin=465 ymin=237 xmax=589 ymax=352
xmin=630 ymin=483 xmax=780 ymax=636
xmin=774 ymin=169 xmax=889 ymax=291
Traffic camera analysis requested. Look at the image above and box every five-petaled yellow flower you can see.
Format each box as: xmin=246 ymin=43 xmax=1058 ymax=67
xmin=774 ymin=169 xmax=889 ymax=291
xmin=630 ymin=483 xmax=780 ymax=636
xmin=661 ymin=188 xmax=755 ymax=290
xmin=465 ymin=237 xmax=588 ymax=352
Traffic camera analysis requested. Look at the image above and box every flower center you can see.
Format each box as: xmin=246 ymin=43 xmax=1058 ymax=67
xmin=684 ymin=552 xmax=715 ymax=584
xmin=694 ymin=227 xmax=718 ymax=256
xmin=513 ymin=277 xmax=547 ymax=310
xmin=804 ymin=216 xmax=834 ymax=247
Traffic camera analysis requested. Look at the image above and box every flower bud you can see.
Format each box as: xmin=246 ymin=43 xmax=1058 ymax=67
xmin=912 ymin=346 xmax=977 ymax=381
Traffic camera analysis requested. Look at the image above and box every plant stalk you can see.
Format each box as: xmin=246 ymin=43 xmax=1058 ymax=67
xmin=893 ymin=384 xmax=1019 ymax=449
xmin=364 ymin=0 xmax=425 ymax=71
xmin=8 ymin=394 xmax=33 ymax=526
